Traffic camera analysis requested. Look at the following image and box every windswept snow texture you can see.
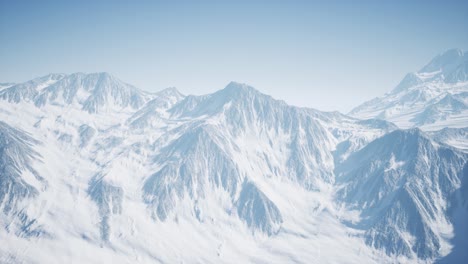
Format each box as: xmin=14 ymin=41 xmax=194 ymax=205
xmin=0 ymin=58 xmax=467 ymax=264
xmin=236 ymin=181 xmax=283 ymax=235
xmin=0 ymin=121 xmax=46 ymax=238
xmin=350 ymin=49 xmax=468 ymax=130
xmin=336 ymin=129 xmax=467 ymax=260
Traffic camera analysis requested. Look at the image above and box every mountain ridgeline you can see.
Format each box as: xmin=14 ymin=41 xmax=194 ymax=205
xmin=0 ymin=50 xmax=467 ymax=263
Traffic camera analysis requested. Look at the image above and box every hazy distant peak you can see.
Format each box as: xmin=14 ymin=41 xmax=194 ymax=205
xmin=350 ymin=49 xmax=468 ymax=129
xmin=157 ymin=87 xmax=184 ymax=97
xmin=419 ymin=48 xmax=466 ymax=74
xmin=391 ymin=49 xmax=467 ymax=91
xmin=42 ymin=73 xmax=67 ymax=81
xmin=223 ymin=81 xmax=259 ymax=94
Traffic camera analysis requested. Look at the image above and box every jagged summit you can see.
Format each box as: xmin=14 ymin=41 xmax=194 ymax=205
xmin=211 ymin=81 xmax=266 ymax=102
xmin=168 ymin=81 xmax=278 ymax=118
xmin=0 ymin=73 xmax=66 ymax=103
xmin=35 ymin=72 xmax=149 ymax=112
xmin=36 ymin=73 xmax=67 ymax=82
xmin=0 ymin=72 xmax=153 ymax=113
xmin=223 ymin=81 xmax=257 ymax=92
xmin=157 ymin=86 xmax=184 ymax=97
xmin=420 ymin=48 xmax=466 ymax=74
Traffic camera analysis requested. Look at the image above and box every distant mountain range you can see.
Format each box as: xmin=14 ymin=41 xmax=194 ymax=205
xmin=0 ymin=50 xmax=467 ymax=263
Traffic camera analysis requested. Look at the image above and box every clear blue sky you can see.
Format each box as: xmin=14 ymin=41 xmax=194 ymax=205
xmin=1 ymin=0 xmax=467 ymax=112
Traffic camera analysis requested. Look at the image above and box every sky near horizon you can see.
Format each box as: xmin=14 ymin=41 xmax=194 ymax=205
xmin=1 ymin=0 xmax=467 ymax=112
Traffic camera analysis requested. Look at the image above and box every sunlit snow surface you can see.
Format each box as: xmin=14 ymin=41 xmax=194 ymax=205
xmin=0 ymin=54 xmax=467 ymax=264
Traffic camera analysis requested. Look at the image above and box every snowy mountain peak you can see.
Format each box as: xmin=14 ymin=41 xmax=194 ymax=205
xmin=156 ymin=86 xmax=185 ymax=100
xmin=0 ymin=72 xmax=152 ymax=113
xmin=43 ymin=73 xmax=67 ymax=81
xmin=169 ymin=81 xmax=275 ymax=118
xmin=420 ymin=48 xmax=466 ymax=74
xmin=392 ymin=49 xmax=467 ymax=94
xmin=0 ymin=73 xmax=66 ymax=103
xmin=217 ymin=81 xmax=263 ymax=100
xmin=224 ymin=81 xmax=254 ymax=91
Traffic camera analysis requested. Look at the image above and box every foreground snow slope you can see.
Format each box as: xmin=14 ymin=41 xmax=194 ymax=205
xmin=0 ymin=68 xmax=466 ymax=263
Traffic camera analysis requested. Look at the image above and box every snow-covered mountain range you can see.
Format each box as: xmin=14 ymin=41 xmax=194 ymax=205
xmin=0 ymin=51 xmax=467 ymax=263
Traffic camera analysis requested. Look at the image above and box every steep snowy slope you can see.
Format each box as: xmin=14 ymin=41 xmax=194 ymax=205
xmin=336 ymin=129 xmax=467 ymax=260
xmin=0 ymin=121 xmax=46 ymax=238
xmin=350 ymin=49 xmax=468 ymax=130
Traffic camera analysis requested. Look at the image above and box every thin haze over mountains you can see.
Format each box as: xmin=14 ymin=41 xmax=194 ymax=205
xmin=1 ymin=1 xmax=468 ymax=112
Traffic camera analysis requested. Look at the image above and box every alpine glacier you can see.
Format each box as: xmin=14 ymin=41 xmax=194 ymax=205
xmin=0 ymin=51 xmax=467 ymax=263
